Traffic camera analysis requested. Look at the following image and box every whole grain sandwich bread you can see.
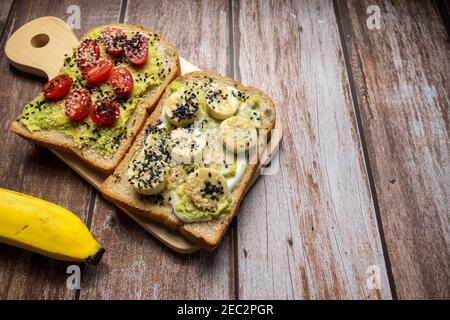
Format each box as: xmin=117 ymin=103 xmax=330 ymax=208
xmin=101 ymin=71 xmax=276 ymax=249
xmin=11 ymin=24 xmax=180 ymax=174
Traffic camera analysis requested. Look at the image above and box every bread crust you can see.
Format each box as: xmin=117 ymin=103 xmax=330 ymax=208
xmin=101 ymin=71 xmax=276 ymax=249
xmin=10 ymin=24 xmax=181 ymax=174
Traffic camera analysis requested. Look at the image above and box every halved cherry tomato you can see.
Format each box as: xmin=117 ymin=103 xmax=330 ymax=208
xmin=110 ymin=67 xmax=134 ymax=97
xmin=90 ymin=100 xmax=120 ymax=126
xmin=125 ymin=33 xmax=148 ymax=66
xmin=75 ymin=39 xmax=100 ymax=68
xmin=82 ymin=58 xmax=113 ymax=84
xmin=41 ymin=74 xmax=72 ymax=100
xmin=64 ymin=89 xmax=91 ymax=121
xmin=102 ymin=27 xmax=127 ymax=56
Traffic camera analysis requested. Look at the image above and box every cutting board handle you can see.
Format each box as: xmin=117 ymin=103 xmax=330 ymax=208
xmin=5 ymin=16 xmax=79 ymax=79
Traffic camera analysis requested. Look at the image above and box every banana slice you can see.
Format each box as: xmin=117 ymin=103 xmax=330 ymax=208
xmin=164 ymin=89 xmax=200 ymax=127
xmin=170 ymin=128 xmax=206 ymax=163
xmin=205 ymin=86 xmax=240 ymax=120
xmin=186 ymin=168 xmax=229 ymax=211
xmin=127 ymin=149 xmax=169 ymax=195
xmin=220 ymin=116 xmax=258 ymax=153
xmin=128 ymin=129 xmax=170 ymax=195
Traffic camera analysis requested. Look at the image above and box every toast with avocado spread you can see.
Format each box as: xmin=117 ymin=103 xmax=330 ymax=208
xmin=11 ymin=24 xmax=180 ymax=174
xmin=100 ymin=71 xmax=276 ymax=249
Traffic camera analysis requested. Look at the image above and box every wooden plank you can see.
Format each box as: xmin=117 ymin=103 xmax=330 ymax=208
xmin=338 ymin=0 xmax=450 ymax=299
xmin=233 ymin=0 xmax=392 ymax=299
xmin=0 ymin=0 xmax=13 ymax=38
xmin=0 ymin=0 xmax=122 ymax=299
xmin=79 ymin=0 xmax=235 ymax=299
xmin=124 ymin=0 xmax=230 ymax=72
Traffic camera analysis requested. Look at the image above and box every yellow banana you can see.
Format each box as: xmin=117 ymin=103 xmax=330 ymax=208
xmin=0 ymin=188 xmax=104 ymax=264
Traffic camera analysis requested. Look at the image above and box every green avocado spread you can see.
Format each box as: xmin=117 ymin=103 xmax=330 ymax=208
xmin=20 ymin=27 xmax=173 ymax=156
xmin=174 ymin=186 xmax=232 ymax=221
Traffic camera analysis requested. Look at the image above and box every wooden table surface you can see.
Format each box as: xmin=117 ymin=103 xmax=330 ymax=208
xmin=0 ymin=0 xmax=448 ymax=300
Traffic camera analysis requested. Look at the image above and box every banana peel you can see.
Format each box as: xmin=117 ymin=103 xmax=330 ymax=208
xmin=0 ymin=188 xmax=104 ymax=264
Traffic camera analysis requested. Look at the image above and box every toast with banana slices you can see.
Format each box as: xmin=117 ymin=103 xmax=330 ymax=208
xmin=11 ymin=24 xmax=180 ymax=174
xmin=101 ymin=71 xmax=276 ymax=249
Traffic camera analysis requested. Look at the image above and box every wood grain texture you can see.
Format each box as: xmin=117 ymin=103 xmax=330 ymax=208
xmin=233 ymin=0 xmax=391 ymax=299
xmin=2 ymin=0 xmax=446 ymax=300
xmin=0 ymin=0 xmax=13 ymax=38
xmin=338 ymin=0 xmax=450 ymax=299
xmin=0 ymin=0 xmax=122 ymax=299
xmin=124 ymin=0 xmax=229 ymax=72
xmin=79 ymin=0 xmax=235 ymax=299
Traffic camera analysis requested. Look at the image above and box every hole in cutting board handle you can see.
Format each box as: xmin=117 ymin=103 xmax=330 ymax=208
xmin=30 ymin=33 xmax=49 ymax=48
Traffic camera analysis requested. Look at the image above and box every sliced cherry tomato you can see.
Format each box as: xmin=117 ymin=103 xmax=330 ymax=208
xmin=90 ymin=100 xmax=120 ymax=126
xmin=110 ymin=67 xmax=134 ymax=97
xmin=82 ymin=58 xmax=113 ymax=84
xmin=102 ymin=27 xmax=127 ymax=56
xmin=75 ymin=39 xmax=100 ymax=68
xmin=41 ymin=74 xmax=72 ymax=100
xmin=64 ymin=89 xmax=91 ymax=121
xmin=125 ymin=33 xmax=148 ymax=66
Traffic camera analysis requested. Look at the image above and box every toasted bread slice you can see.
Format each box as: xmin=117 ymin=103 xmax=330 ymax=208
xmin=101 ymin=71 xmax=276 ymax=249
xmin=11 ymin=24 xmax=180 ymax=174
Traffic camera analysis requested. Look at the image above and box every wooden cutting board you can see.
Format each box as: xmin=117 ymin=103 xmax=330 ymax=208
xmin=5 ymin=16 xmax=282 ymax=253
